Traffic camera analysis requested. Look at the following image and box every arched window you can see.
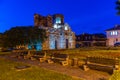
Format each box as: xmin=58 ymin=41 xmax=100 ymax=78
xmin=55 ymin=17 xmax=61 ymax=24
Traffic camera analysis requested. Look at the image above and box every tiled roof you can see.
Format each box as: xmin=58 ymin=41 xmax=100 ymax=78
xmin=106 ymin=25 xmax=120 ymax=31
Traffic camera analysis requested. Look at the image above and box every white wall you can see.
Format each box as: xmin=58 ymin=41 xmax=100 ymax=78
xmin=106 ymin=30 xmax=120 ymax=46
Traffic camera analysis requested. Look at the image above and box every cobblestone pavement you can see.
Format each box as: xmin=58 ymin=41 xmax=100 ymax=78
xmin=0 ymin=55 xmax=110 ymax=80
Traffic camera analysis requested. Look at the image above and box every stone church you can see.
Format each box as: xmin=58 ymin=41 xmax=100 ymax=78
xmin=34 ymin=13 xmax=76 ymax=50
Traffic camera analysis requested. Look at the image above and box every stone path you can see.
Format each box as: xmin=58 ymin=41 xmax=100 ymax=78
xmin=0 ymin=55 xmax=110 ymax=80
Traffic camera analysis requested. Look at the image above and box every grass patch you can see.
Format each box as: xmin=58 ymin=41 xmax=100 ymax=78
xmin=0 ymin=58 xmax=81 ymax=80
xmin=1 ymin=47 xmax=120 ymax=59
xmin=43 ymin=47 xmax=120 ymax=59
xmin=0 ymin=51 xmax=11 ymax=55
xmin=109 ymin=71 xmax=120 ymax=80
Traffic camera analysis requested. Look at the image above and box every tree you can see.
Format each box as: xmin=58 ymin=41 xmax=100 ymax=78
xmin=2 ymin=26 xmax=47 ymax=49
xmin=0 ymin=33 xmax=3 ymax=47
xmin=116 ymin=0 xmax=120 ymax=15
xmin=27 ymin=27 xmax=47 ymax=50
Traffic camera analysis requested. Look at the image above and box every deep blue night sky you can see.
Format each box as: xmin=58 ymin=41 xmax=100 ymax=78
xmin=0 ymin=0 xmax=120 ymax=34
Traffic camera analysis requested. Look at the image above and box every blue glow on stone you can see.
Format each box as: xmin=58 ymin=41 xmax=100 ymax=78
xmin=50 ymin=40 xmax=55 ymax=49
xmin=28 ymin=44 xmax=32 ymax=49
xmin=27 ymin=41 xmax=42 ymax=51
xmin=59 ymin=36 xmax=65 ymax=49
xmin=49 ymin=35 xmax=55 ymax=49
xmin=36 ymin=42 xmax=42 ymax=51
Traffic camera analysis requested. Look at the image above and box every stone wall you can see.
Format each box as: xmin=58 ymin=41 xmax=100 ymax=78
xmin=34 ymin=13 xmax=76 ymax=50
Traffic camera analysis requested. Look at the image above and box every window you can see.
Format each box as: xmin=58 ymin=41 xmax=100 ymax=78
xmin=53 ymin=24 xmax=57 ymax=28
xmin=55 ymin=17 xmax=61 ymax=24
xmin=78 ymin=37 xmax=80 ymax=40
xmin=65 ymin=26 xmax=68 ymax=30
xmin=53 ymin=24 xmax=61 ymax=29
xmin=89 ymin=36 xmax=91 ymax=40
xmin=85 ymin=36 xmax=87 ymax=40
xmin=110 ymin=31 xmax=118 ymax=35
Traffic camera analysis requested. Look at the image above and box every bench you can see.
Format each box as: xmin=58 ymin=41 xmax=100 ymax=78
xmin=30 ymin=52 xmax=46 ymax=62
xmin=19 ymin=51 xmax=29 ymax=58
xmin=23 ymin=51 xmax=34 ymax=59
xmin=83 ymin=56 xmax=120 ymax=74
xmin=12 ymin=50 xmax=28 ymax=59
xmin=47 ymin=53 xmax=69 ymax=66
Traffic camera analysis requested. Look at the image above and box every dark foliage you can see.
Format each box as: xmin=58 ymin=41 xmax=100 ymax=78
xmin=1 ymin=26 xmax=47 ymax=48
xmin=116 ymin=1 xmax=120 ymax=15
xmin=0 ymin=33 xmax=3 ymax=47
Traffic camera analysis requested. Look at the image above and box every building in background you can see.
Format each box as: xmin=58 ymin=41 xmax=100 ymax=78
xmin=76 ymin=33 xmax=106 ymax=47
xmin=106 ymin=25 xmax=120 ymax=46
xmin=33 ymin=14 xmax=75 ymax=50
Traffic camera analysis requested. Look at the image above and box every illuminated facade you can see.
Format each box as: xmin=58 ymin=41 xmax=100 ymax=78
xmin=106 ymin=25 xmax=120 ymax=46
xmin=34 ymin=14 xmax=75 ymax=50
